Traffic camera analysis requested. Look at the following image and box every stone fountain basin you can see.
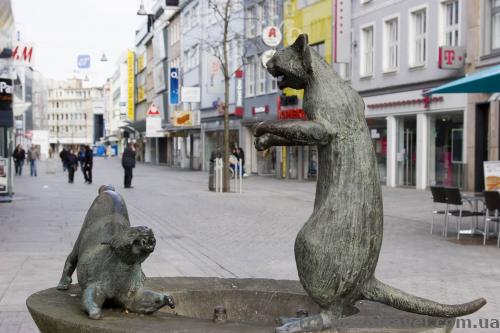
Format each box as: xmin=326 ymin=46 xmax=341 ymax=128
xmin=27 ymin=277 xmax=455 ymax=333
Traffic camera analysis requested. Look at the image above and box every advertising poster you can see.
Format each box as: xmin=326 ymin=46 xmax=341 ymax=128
xmin=174 ymin=111 xmax=192 ymax=127
xmin=0 ymin=158 xmax=8 ymax=193
xmin=484 ymin=161 xmax=500 ymax=191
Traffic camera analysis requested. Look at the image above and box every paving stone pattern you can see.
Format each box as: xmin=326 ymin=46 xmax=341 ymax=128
xmin=0 ymin=158 xmax=498 ymax=332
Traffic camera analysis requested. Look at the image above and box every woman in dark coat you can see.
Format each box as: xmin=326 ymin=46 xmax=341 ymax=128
xmin=121 ymin=144 xmax=136 ymax=188
xmin=13 ymin=144 xmax=26 ymax=176
xmin=83 ymin=145 xmax=93 ymax=184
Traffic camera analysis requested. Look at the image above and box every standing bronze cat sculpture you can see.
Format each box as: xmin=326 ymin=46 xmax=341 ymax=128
xmin=56 ymin=185 xmax=175 ymax=319
xmin=255 ymin=34 xmax=486 ymax=333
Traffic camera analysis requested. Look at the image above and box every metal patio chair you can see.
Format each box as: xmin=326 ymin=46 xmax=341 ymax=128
xmin=430 ymin=186 xmax=448 ymax=235
xmin=445 ymin=187 xmax=484 ymax=240
xmin=483 ymin=191 xmax=500 ymax=247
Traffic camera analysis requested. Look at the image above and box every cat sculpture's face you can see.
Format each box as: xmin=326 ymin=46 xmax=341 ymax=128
xmin=107 ymin=226 xmax=156 ymax=265
xmin=266 ymin=34 xmax=312 ymax=90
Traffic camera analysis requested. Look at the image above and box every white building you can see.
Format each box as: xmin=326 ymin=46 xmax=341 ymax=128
xmin=47 ymin=78 xmax=102 ymax=150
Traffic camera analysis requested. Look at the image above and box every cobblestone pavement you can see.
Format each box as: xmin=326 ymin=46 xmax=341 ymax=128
xmin=0 ymin=157 xmax=498 ymax=332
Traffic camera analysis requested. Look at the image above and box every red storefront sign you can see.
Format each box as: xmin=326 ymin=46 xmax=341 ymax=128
xmin=278 ymin=108 xmax=306 ymax=120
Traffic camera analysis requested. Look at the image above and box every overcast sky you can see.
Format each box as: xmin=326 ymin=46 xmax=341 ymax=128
xmin=12 ymin=0 xmax=151 ymax=86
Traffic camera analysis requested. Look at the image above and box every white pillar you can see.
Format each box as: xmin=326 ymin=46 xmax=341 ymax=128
xmin=386 ymin=116 xmax=397 ymax=187
xmin=416 ymin=113 xmax=429 ymax=190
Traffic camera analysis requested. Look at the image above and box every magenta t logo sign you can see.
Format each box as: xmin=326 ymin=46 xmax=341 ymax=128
xmin=444 ymin=49 xmax=455 ymax=65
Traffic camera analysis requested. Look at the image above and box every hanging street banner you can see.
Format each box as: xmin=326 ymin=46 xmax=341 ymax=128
xmin=333 ymin=0 xmax=351 ymax=63
xmin=127 ymin=50 xmax=135 ymax=120
xmin=77 ymin=55 xmax=91 ymax=69
xmin=169 ymin=68 xmax=180 ymax=105
xmin=0 ymin=78 xmax=13 ymax=127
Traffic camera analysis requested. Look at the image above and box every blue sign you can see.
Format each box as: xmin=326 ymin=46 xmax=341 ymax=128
xmin=77 ymin=55 xmax=91 ymax=69
xmin=169 ymin=68 xmax=179 ymax=105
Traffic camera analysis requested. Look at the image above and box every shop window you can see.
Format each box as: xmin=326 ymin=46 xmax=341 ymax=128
xmin=491 ymin=0 xmax=500 ymax=51
xmin=429 ymin=114 xmax=464 ymax=188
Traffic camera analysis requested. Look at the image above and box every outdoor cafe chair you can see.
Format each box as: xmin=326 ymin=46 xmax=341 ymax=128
xmin=430 ymin=186 xmax=448 ymax=235
xmin=483 ymin=191 xmax=500 ymax=247
xmin=445 ymin=187 xmax=484 ymax=240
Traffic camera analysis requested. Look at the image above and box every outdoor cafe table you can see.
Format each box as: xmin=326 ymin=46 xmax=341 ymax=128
xmin=458 ymin=192 xmax=496 ymax=237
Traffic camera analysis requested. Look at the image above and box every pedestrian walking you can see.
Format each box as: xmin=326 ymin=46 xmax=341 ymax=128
xmin=78 ymin=146 xmax=86 ymax=178
xmin=236 ymin=147 xmax=247 ymax=177
xmin=27 ymin=145 xmax=40 ymax=176
xmin=13 ymin=144 xmax=26 ymax=176
xmin=66 ymin=149 xmax=79 ymax=184
xmin=59 ymin=148 xmax=69 ymax=172
xmin=83 ymin=145 xmax=93 ymax=184
xmin=122 ymin=143 xmax=136 ymax=188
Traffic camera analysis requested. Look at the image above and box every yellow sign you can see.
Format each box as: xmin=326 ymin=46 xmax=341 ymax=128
xmin=137 ymin=54 xmax=146 ymax=72
xmin=137 ymin=86 xmax=146 ymax=103
xmin=127 ymin=51 xmax=135 ymax=121
xmin=174 ymin=111 xmax=192 ymax=127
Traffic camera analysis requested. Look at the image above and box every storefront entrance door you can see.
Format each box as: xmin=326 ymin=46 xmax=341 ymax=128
xmin=397 ymin=116 xmax=417 ymax=187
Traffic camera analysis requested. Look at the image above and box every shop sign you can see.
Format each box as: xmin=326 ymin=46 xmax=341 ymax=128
xmin=181 ymin=86 xmax=201 ymax=103
xmin=169 ymin=68 xmax=179 ymax=105
xmin=127 ymin=51 xmax=135 ymax=120
xmin=0 ymin=78 xmax=13 ymax=127
xmin=484 ymin=161 xmax=500 ymax=191
xmin=333 ymin=0 xmax=351 ymax=63
xmin=262 ymin=26 xmax=282 ymax=48
xmin=174 ymin=111 xmax=192 ymax=126
xmin=278 ymin=108 xmax=306 ymax=120
xmin=367 ymin=96 xmax=444 ymax=109
xmin=252 ymin=106 xmax=269 ymax=115
xmin=261 ymin=50 xmax=276 ymax=68
xmin=147 ymin=103 xmax=161 ymax=117
xmin=12 ymin=42 xmax=34 ymax=67
xmin=146 ymin=117 xmax=163 ymax=137
xmin=235 ymin=69 xmax=243 ymax=114
xmin=438 ymin=46 xmax=465 ymax=69
xmin=77 ymin=55 xmax=91 ymax=69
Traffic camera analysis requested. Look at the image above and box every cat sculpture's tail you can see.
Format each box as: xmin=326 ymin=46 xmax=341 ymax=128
xmin=362 ymin=277 xmax=486 ymax=317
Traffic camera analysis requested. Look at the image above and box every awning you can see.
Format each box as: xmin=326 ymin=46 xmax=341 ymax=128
xmin=425 ymin=64 xmax=500 ymax=95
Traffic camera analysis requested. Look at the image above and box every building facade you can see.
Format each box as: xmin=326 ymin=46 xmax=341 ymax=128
xmin=351 ymin=0 xmax=468 ymax=190
xmin=241 ymin=0 xmax=282 ymax=177
xmin=47 ymin=78 xmax=103 ymax=151
xmin=463 ymin=0 xmax=500 ymax=191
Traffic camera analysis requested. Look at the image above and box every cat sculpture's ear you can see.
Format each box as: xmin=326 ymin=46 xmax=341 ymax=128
xmin=292 ymin=34 xmax=312 ymax=73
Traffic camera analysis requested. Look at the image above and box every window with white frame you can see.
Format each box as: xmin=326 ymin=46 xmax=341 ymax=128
xmin=491 ymin=0 xmax=500 ymax=50
xmin=191 ymin=3 xmax=199 ymax=26
xmin=268 ymin=71 xmax=278 ymax=93
xmin=384 ymin=18 xmax=398 ymax=71
xmin=246 ymin=6 xmax=256 ymax=37
xmin=268 ymin=0 xmax=278 ymax=26
xmin=360 ymin=25 xmax=374 ymax=77
xmin=246 ymin=57 xmax=255 ymax=97
xmin=443 ymin=0 xmax=459 ymax=46
xmin=184 ymin=10 xmax=191 ymax=30
xmin=257 ymin=2 xmax=264 ymax=37
xmin=410 ymin=8 xmax=427 ymax=67
xmin=257 ymin=59 xmax=266 ymax=95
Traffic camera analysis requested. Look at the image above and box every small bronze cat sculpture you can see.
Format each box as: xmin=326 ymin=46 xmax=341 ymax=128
xmin=256 ymin=34 xmax=486 ymax=333
xmin=56 ymin=185 xmax=175 ymax=319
